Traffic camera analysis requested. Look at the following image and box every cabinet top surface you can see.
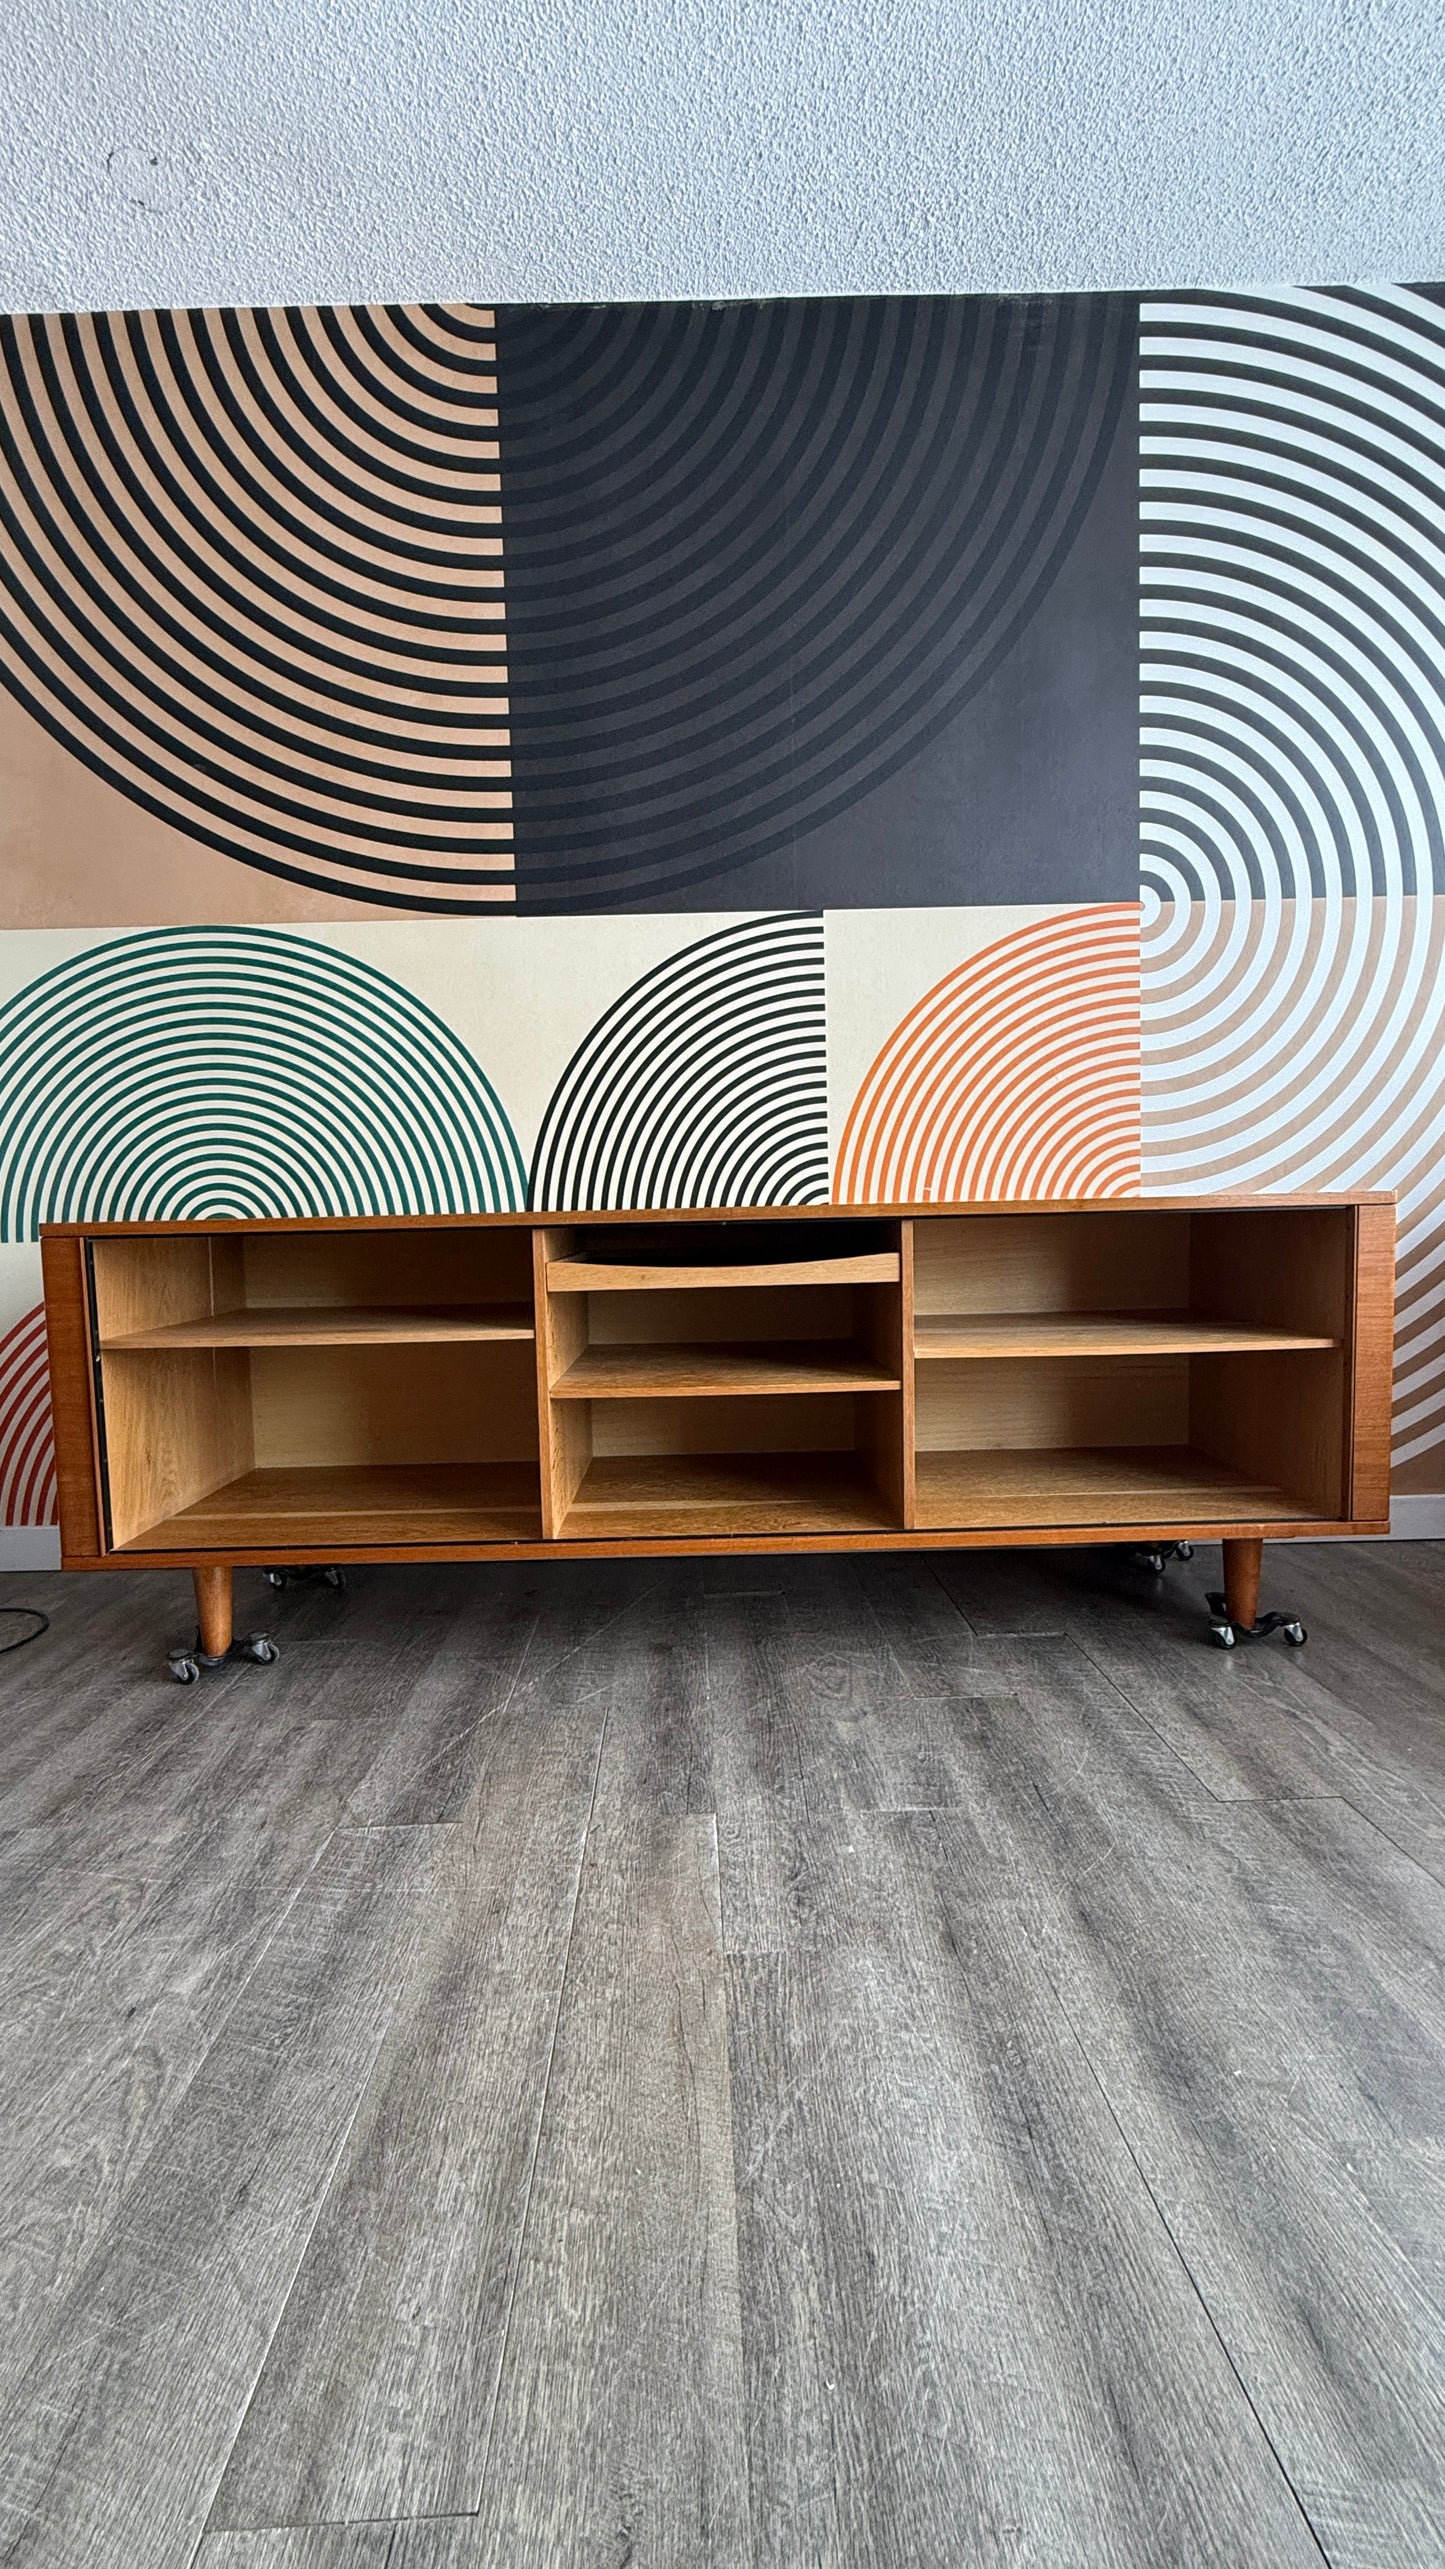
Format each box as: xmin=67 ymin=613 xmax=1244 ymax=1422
xmin=42 ymin=1191 xmax=1394 ymax=1237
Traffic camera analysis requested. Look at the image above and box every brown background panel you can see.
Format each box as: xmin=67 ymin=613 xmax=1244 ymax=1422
xmin=0 ymin=691 xmax=386 ymax=926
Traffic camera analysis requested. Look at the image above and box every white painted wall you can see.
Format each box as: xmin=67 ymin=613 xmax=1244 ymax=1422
xmin=2 ymin=0 xmax=1443 ymax=314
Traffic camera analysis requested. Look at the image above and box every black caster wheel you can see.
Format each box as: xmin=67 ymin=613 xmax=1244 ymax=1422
xmin=168 ymin=1652 xmax=201 ymax=1684
xmin=241 ymin=1633 xmax=281 ymax=1664
xmin=261 ymin=1565 xmax=347 ymax=1593
xmin=263 ymin=1569 xmax=286 ymax=1590
xmin=1132 ymin=1541 xmax=1194 ymax=1577
xmin=1205 ymin=1592 xmax=1305 ymax=1649
xmin=322 ymin=1567 xmax=347 ymax=1591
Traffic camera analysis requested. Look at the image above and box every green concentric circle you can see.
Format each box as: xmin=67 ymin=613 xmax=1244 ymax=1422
xmin=0 ymin=927 xmax=524 ymax=1236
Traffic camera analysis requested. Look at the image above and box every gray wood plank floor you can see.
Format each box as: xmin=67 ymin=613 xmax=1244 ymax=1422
xmin=0 ymin=1543 xmax=1441 ymax=2567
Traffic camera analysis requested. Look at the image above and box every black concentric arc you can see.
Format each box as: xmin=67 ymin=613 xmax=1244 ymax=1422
xmin=496 ymin=294 xmax=1134 ymax=910
xmin=529 ymin=914 xmax=828 ymax=1210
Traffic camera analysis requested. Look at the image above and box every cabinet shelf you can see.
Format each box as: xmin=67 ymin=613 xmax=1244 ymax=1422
xmin=101 ymin=1303 xmax=536 ymax=1350
xmin=546 ymin=1252 xmax=899 ymax=1293
xmin=558 ymin=1451 xmax=897 ymax=1540
xmin=914 ymin=1446 xmax=1320 ymax=1531
xmin=912 ymin=1313 xmax=1338 ymax=1360
xmin=550 ymin=1341 xmax=902 ymax=1398
xmin=116 ymin=1461 xmax=543 ymax=1551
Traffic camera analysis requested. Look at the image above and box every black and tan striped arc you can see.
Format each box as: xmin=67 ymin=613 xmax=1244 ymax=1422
xmin=0 ymin=302 xmax=513 ymax=909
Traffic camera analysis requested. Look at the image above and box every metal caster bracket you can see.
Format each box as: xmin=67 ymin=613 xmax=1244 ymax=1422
xmin=261 ymin=1565 xmax=347 ymax=1591
xmin=167 ymin=1630 xmax=281 ymax=1684
xmin=1205 ymin=1592 xmax=1307 ymax=1651
xmin=1131 ymin=1541 xmax=1194 ymax=1576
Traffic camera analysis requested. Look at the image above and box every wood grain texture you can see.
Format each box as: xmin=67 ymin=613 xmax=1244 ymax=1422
xmin=102 ymin=1304 xmax=536 ymax=1348
xmin=246 ymin=1340 xmax=540 ymax=1470
xmin=5 ymin=1542 xmax=1442 ymax=2565
xmin=39 ymin=1192 xmax=1397 ymax=1240
xmin=915 ymin=1444 xmax=1316 ymax=1528
xmin=545 ymin=1250 xmax=899 ymax=1291
xmin=114 ymin=1461 xmax=544 ymax=1551
xmin=561 ymin=1450 xmax=899 ymax=1538
xmin=727 ymin=1816 xmax=1323 ymax=2569
xmin=535 ymin=1226 xmax=591 ymax=1536
xmin=100 ymin=1346 xmax=255 ymax=1548
xmin=1350 ymin=1199 xmax=1397 ymax=1525
xmin=912 ymin=1208 xmax=1191 ymax=1316
xmin=913 ymin=1312 xmax=1339 ymax=1356
xmin=914 ymin=1353 xmax=1189 ymax=1452
xmin=551 ymin=1340 xmax=901 ymax=1396
xmin=39 ymin=1233 xmax=102 ymax=1560
xmin=0 ymin=1827 xmax=439 ymax=2569
xmin=467 ymin=1809 xmax=748 ymax=2567
xmin=210 ymin=1684 xmax=603 ymax=2526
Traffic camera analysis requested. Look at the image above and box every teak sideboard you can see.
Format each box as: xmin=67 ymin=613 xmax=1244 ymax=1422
xmin=40 ymin=1195 xmax=1395 ymax=1675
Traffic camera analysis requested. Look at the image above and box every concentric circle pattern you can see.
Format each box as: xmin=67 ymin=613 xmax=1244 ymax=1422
xmin=0 ymin=1305 xmax=55 ymax=1527
xmin=835 ymin=908 xmax=1141 ymax=1204
xmin=1140 ymin=288 xmax=1445 ymax=1475
xmin=0 ymin=303 xmax=513 ymax=910
xmin=0 ymin=928 xmax=525 ymax=1235
xmin=529 ymin=915 xmax=828 ymax=1209
xmin=496 ymin=295 xmax=1133 ymax=906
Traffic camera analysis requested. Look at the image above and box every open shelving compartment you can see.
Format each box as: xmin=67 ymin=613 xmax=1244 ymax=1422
xmin=910 ymin=1207 xmax=1353 ymax=1531
xmin=91 ymin=1226 xmax=544 ymax=1551
xmin=536 ymin=1219 xmax=910 ymax=1538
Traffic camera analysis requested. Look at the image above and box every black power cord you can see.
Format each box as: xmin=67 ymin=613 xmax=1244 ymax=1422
xmin=0 ymin=1607 xmax=49 ymax=1653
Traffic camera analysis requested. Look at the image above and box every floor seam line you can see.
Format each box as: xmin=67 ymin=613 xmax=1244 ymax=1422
xmin=465 ymin=1687 xmax=613 ymax=2520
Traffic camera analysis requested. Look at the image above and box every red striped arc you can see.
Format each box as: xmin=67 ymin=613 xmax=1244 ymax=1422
xmin=0 ymin=1304 xmax=57 ymax=1526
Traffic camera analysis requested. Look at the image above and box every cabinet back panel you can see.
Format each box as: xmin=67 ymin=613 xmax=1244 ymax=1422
xmin=242 ymin=1228 xmax=533 ymax=1310
xmin=915 ymin=1355 xmax=1189 ymax=1452
xmin=913 ymin=1213 xmax=1190 ymax=1316
xmin=250 ymin=1343 xmax=540 ymax=1467
xmin=590 ymin=1393 xmax=856 ymax=1456
xmin=585 ymin=1286 xmax=855 ymax=1345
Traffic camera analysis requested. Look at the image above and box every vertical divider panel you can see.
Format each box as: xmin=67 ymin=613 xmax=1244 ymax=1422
xmin=533 ymin=1227 xmax=593 ymax=1538
xmin=1349 ymin=1199 xmax=1396 ymax=1525
xmin=853 ymin=1219 xmax=911 ymax=1529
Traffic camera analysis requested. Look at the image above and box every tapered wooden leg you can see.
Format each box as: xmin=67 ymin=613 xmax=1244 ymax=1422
xmin=193 ymin=1565 xmax=233 ymax=1660
xmin=1222 ymin=1537 xmax=1262 ymax=1633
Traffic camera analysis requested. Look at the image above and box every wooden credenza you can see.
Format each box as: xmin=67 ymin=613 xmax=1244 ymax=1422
xmin=41 ymin=1195 xmax=1395 ymax=1669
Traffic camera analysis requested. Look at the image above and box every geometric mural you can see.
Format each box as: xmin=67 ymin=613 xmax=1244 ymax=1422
xmin=0 ymin=304 xmax=513 ymax=912
xmin=1 ymin=281 xmax=1445 ymax=1525
xmin=495 ymin=295 xmax=1137 ymax=912
xmin=1140 ymin=285 xmax=1445 ymax=1483
xmin=529 ymin=913 xmax=828 ymax=1209
xmin=0 ymin=926 xmax=526 ymax=1235
xmin=835 ymin=905 xmax=1141 ymax=1204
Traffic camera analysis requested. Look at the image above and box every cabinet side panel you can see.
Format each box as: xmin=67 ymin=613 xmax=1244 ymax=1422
xmin=1350 ymin=1201 xmax=1396 ymax=1524
xmin=40 ymin=1234 xmax=102 ymax=1559
xmin=90 ymin=1236 xmax=217 ymax=1338
xmin=101 ymin=1350 xmax=255 ymax=1547
xmin=1189 ymin=1349 xmax=1346 ymax=1519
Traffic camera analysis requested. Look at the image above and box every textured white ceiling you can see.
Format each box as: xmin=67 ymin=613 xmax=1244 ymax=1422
xmin=2 ymin=0 xmax=1443 ymax=315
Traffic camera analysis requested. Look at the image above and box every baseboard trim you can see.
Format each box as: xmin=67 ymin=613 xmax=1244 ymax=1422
xmin=1387 ymin=1496 xmax=1445 ymax=1540
xmin=0 ymin=1528 xmax=61 ymax=1571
